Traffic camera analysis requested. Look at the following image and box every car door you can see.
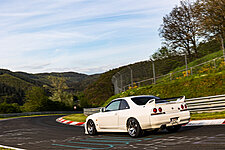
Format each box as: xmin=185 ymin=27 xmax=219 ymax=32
xmin=118 ymin=100 xmax=130 ymax=130
xmin=98 ymin=100 xmax=121 ymax=129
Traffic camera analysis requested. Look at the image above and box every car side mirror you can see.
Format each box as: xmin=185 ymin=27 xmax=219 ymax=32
xmin=100 ymin=107 xmax=105 ymax=112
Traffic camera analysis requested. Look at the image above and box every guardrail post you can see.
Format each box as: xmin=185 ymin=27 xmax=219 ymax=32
xmin=128 ymin=66 xmax=133 ymax=87
xmin=213 ymin=59 xmax=216 ymax=69
xmin=170 ymin=73 xmax=172 ymax=81
xmin=152 ymin=60 xmax=156 ymax=84
xmin=185 ymin=53 xmax=188 ymax=77
xmin=220 ymin=34 xmax=225 ymax=62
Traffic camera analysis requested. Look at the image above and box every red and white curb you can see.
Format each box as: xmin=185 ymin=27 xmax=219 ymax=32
xmin=0 ymin=144 xmax=25 ymax=150
xmin=185 ymin=119 xmax=225 ymax=126
xmin=57 ymin=117 xmax=225 ymax=127
xmin=56 ymin=117 xmax=85 ymax=126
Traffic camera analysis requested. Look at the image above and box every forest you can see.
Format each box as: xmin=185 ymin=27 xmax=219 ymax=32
xmin=1 ymin=0 xmax=224 ymax=112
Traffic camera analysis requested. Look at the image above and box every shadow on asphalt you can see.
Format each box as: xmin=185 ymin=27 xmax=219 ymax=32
xmin=88 ymin=126 xmax=203 ymax=138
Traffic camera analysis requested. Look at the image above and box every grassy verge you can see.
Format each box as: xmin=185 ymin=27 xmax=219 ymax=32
xmin=0 ymin=114 xmax=67 ymax=120
xmin=191 ymin=111 xmax=225 ymax=120
xmin=63 ymin=113 xmax=87 ymax=122
xmin=63 ymin=111 xmax=225 ymax=122
xmin=0 ymin=148 xmax=12 ymax=150
xmin=104 ymin=70 xmax=225 ymax=106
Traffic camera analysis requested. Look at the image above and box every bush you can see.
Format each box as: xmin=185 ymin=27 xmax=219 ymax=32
xmin=23 ymin=87 xmax=74 ymax=112
xmin=0 ymin=103 xmax=21 ymax=113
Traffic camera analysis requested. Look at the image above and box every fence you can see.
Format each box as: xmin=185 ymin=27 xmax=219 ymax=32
xmin=112 ymin=55 xmax=225 ymax=94
xmin=83 ymin=94 xmax=225 ymax=116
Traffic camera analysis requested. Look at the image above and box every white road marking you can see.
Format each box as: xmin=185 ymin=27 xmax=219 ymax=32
xmin=0 ymin=144 xmax=26 ymax=150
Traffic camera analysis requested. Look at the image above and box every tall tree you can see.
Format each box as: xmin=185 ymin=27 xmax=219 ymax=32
xmin=23 ymin=87 xmax=50 ymax=112
xmin=152 ymin=45 xmax=178 ymax=60
xmin=159 ymin=1 xmax=200 ymax=56
xmin=48 ymin=76 xmax=73 ymax=107
xmin=195 ymin=0 xmax=225 ymax=57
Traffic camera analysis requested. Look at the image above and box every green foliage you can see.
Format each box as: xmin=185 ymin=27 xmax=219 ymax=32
xmin=0 ymin=69 xmax=99 ymax=107
xmin=0 ymin=73 xmax=34 ymax=90
xmin=197 ymin=40 xmax=221 ymax=56
xmin=104 ymin=71 xmax=225 ymax=106
xmin=23 ymin=87 xmax=52 ymax=112
xmin=48 ymin=76 xmax=74 ymax=107
xmin=0 ymin=102 xmax=21 ymax=113
xmin=81 ymin=68 xmax=122 ymax=107
xmin=35 ymin=72 xmax=100 ymax=92
xmin=22 ymin=86 xmax=73 ymax=112
xmin=172 ymin=50 xmax=223 ymax=72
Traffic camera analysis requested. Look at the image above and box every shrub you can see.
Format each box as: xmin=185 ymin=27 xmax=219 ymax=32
xmin=0 ymin=103 xmax=21 ymax=113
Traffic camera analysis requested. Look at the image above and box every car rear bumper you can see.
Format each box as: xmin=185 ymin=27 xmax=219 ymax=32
xmin=142 ymin=110 xmax=190 ymax=130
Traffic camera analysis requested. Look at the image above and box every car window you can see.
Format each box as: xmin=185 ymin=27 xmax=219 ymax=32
xmin=105 ymin=100 xmax=120 ymax=111
xmin=131 ymin=96 xmax=160 ymax=105
xmin=120 ymin=100 xmax=130 ymax=110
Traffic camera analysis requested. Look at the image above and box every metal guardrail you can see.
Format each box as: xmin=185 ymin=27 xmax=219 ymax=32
xmin=83 ymin=94 xmax=225 ymax=115
xmin=0 ymin=111 xmax=81 ymax=118
xmin=186 ymin=94 xmax=225 ymax=113
xmin=83 ymin=107 xmax=102 ymax=116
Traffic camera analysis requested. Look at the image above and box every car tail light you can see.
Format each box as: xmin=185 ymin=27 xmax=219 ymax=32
xmin=181 ymin=104 xmax=184 ymax=109
xmin=184 ymin=104 xmax=187 ymax=109
xmin=153 ymin=108 xmax=157 ymax=113
xmin=158 ymin=107 xmax=162 ymax=112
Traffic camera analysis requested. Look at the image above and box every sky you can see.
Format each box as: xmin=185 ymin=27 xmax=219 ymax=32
xmin=0 ymin=0 xmax=181 ymax=75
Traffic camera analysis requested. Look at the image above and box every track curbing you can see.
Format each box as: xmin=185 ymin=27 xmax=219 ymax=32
xmin=56 ymin=117 xmax=225 ymax=127
xmin=56 ymin=117 xmax=85 ymax=126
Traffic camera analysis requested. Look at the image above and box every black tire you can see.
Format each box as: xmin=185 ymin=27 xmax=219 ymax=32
xmin=87 ymin=120 xmax=97 ymax=135
xmin=166 ymin=125 xmax=181 ymax=133
xmin=127 ymin=118 xmax=142 ymax=138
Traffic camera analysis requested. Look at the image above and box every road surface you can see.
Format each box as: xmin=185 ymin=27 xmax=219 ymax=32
xmin=0 ymin=115 xmax=225 ymax=150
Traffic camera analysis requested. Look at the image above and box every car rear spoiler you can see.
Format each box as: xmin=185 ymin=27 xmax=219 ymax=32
xmin=146 ymin=99 xmax=156 ymax=106
xmin=146 ymin=96 xmax=185 ymax=106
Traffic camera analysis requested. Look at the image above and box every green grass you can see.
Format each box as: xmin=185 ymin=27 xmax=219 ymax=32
xmin=0 ymin=114 xmax=67 ymax=120
xmin=104 ymin=70 xmax=225 ymax=106
xmin=63 ymin=113 xmax=87 ymax=122
xmin=0 ymin=148 xmax=12 ymax=150
xmin=172 ymin=50 xmax=223 ymax=72
xmin=191 ymin=111 xmax=225 ymax=120
xmin=62 ymin=111 xmax=225 ymax=122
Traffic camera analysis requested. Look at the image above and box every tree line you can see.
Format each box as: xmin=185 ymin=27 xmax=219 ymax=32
xmin=0 ymin=76 xmax=78 ymax=114
xmin=153 ymin=0 xmax=225 ymax=60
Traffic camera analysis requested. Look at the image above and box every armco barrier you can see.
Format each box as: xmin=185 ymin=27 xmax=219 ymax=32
xmin=83 ymin=108 xmax=101 ymax=116
xmin=83 ymin=94 xmax=225 ymax=116
xmin=0 ymin=111 xmax=81 ymax=118
xmin=186 ymin=94 xmax=225 ymax=113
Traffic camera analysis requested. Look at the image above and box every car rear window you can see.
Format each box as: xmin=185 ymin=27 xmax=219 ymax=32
xmin=131 ymin=96 xmax=161 ymax=105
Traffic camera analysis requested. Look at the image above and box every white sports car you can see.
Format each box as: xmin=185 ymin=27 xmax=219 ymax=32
xmin=85 ymin=95 xmax=190 ymax=137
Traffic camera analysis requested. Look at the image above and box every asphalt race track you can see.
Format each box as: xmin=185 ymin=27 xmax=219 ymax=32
xmin=0 ymin=115 xmax=225 ymax=150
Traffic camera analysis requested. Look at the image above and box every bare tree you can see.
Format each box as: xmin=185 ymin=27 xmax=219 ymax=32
xmin=195 ymin=0 xmax=225 ymax=58
xmin=159 ymin=1 xmax=200 ymax=56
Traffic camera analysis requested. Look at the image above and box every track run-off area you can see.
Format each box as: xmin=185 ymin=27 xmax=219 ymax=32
xmin=0 ymin=115 xmax=225 ymax=150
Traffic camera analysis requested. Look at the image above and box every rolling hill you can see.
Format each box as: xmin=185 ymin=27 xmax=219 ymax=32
xmin=0 ymin=69 xmax=100 ymax=105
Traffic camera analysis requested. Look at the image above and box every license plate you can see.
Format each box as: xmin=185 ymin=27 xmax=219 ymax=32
xmin=170 ymin=117 xmax=178 ymax=124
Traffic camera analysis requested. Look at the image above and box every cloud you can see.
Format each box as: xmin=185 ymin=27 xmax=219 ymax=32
xmin=20 ymin=63 xmax=51 ymax=70
xmin=0 ymin=0 xmax=181 ymax=74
